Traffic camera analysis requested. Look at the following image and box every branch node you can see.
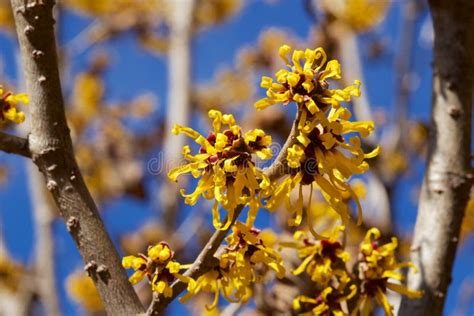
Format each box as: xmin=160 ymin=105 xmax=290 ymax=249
xmin=23 ymin=25 xmax=34 ymax=35
xmin=46 ymin=164 xmax=57 ymax=172
xmin=46 ymin=179 xmax=57 ymax=191
xmin=32 ymin=49 xmax=44 ymax=58
xmin=97 ymin=264 xmax=108 ymax=274
xmin=66 ymin=216 xmax=79 ymax=232
xmin=84 ymin=260 xmax=97 ymax=276
xmin=447 ymin=105 xmax=461 ymax=118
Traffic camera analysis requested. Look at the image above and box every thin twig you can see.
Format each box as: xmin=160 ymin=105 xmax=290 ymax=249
xmin=10 ymin=0 xmax=144 ymax=314
xmin=0 ymin=131 xmax=30 ymax=158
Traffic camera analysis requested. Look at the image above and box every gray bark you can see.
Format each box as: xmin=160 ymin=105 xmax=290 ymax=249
xmin=399 ymin=0 xmax=474 ymax=315
xmin=10 ymin=0 xmax=144 ymax=314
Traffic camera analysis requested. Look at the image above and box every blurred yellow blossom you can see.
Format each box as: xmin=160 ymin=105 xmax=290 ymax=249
xmin=193 ymin=69 xmax=254 ymax=111
xmin=461 ymin=197 xmax=474 ymax=240
xmin=63 ymin=0 xmax=164 ymax=17
xmin=321 ymin=0 xmax=391 ymax=32
xmin=194 ymin=0 xmax=243 ymax=29
xmin=237 ymin=28 xmax=295 ymax=71
xmin=0 ymin=253 xmax=23 ymax=292
xmin=0 ymin=0 xmax=14 ymax=32
xmin=66 ymin=271 xmax=104 ymax=312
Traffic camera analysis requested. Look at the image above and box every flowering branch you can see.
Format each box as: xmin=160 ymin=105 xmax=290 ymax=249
xmin=0 ymin=131 xmax=30 ymax=158
xmin=146 ymin=205 xmax=243 ymax=315
xmin=399 ymin=0 xmax=474 ymax=315
xmin=146 ymin=112 xmax=300 ymax=314
xmin=10 ymin=0 xmax=144 ymax=314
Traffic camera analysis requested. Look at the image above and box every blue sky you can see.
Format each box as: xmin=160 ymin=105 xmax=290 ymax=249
xmin=0 ymin=1 xmax=473 ymax=315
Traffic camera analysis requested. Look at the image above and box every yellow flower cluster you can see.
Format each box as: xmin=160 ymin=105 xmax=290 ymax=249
xmin=180 ymin=222 xmax=285 ymax=309
xmin=286 ymin=227 xmax=356 ymax=315
xmin=256 ymin=45 xmax=361 ymax=112
xmin=169 ymin=110 xmax=273 ymax=230
xmin=0 ymin=86 xmax=29 ymax=124
xmin=286 ymin=227 xmax=421 ymax=315
xmin=257 ymin=46 xmax=379 ymax=237
xmin=354 ymin=228 xmax=423 ymax=316
xmin=66 ymin=271 xmax=104 ymax=312
xmin=122 ymin=242 xmax=187 ymax=297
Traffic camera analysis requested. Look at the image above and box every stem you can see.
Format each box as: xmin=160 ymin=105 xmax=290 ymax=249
xmin=10 ymin=0 xmax=144 ymax=313
xmin=399 ymin=1 xmax=474 ymax=315
xmin=0 ymin=131 xmax=30 ymax=158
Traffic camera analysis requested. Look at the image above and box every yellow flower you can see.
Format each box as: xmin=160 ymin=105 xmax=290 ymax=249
xmin=286 ymin=227 xmax=357 ymax=315
xmin=168 ymin=110 xmax=273 ymax=230
xmin=352 ymin=228 xmax=423 ymax=316
xmin=293 ymin=284 xmax=357 ymax=315
xmin=122 ymin=242 xmax=187 ymax=297
xmin=461 ymin=197 xmax=474 ymax=240
xmin=283 ymin=226 xmax=350 ymax=286
xmin=66 ymin=271 xmax=104 ymax=312
xmin=321 ymin=0 xmax=391 ymax=32
xmin=258 ymin=46 xmax=379 ymax=237
xmin=255 ymin=45 xmax=360 ymax=113
xmin=180 ymin=222 xmax=285 ymax=309
xmin=0 ymin=86 xmax=29 ymax=124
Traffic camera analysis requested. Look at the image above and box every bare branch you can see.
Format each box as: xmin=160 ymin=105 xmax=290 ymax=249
xmin=10 ymin=0 xmax=144 ymax=314
xmin=399 ymin=0 xmax=474 ymax=315
xmin=0 ymin=131 xmax=30 ymax=158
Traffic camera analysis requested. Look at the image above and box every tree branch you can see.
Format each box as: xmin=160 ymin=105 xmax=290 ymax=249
xmin=399 ymin=1 xmax=474 ymax=315
xmin=0 ymin=131 xmax=30 ymax=158
xmin=10 ymin=0 xmax=144 ymax=314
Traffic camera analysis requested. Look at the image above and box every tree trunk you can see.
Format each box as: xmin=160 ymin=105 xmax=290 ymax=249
xmin=399 ymin=1 xmax=474 ymax=315
xmin=10 ymin=1 xmax=144 ymax=314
